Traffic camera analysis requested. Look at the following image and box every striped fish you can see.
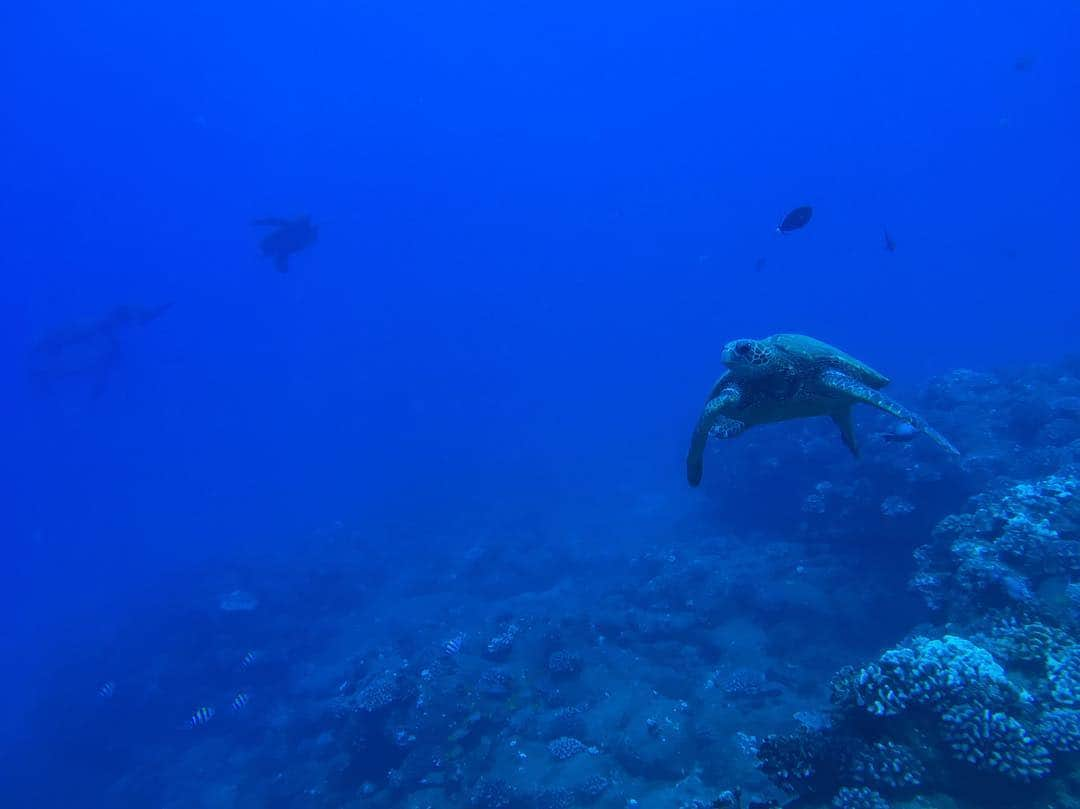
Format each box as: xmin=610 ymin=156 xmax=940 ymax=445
xmin=231 ymin=692 xmax=250 ymax=712
xmin=239 ymin=650 xmax=258 ymax=670
xmin=97 ymin=681 xmax=115 ymax=700
xmin=443 ymin=633 xmax=464 ymax=656
xmin=186 ymin=706 xmax=216 ymax=729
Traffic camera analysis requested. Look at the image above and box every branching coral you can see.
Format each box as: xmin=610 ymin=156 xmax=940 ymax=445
xmin=940 ymin=706 xmax=1050 ymax=781
xmin=849 ymin=636 xmax=1015 ymax=717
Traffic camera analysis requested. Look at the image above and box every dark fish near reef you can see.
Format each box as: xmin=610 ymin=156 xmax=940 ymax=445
xmin=185 ymin=706 xmax=215 ymax=729
xmin=239 ymin=650 xmax=258 ymax=670
xmin=1015 ymin=54 xmax=1036 ymax=72
xmin=252 ymin=215 xmax=318 ymax=273
xmin=231 ymin=692 xmax=251 ymax=712
xmin=97 ymin=681 xmax=115 ymax=700
xmin=883 ymin=226 xmax=896 ymax=252
xmin=777 ymin=206 xmax=813 ymax=233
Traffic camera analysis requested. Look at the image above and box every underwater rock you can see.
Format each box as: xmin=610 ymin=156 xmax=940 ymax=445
xmin=720 ymin=667 xmax=768 ymax=697
xmin=469 ymin=776 xmax=520 ymax=809
xmin=793 ymin=709 xmax=833 ymax=732
xmin=547 ymin=736 xmax=587 ymax=761
xmin=535 ymin=787 xmax=575 ymax=809
xmin=539 ymin=705 xmax=587 ymax=740
xmin=355 ymin=671 xmax=403 ymax=713
xmin=615 ymin=696 xmax=697 ymax=780
xmin=547 ymin=650 xmax=583 ymax=677
xmin=574 ymin=774 xmax=610 ymax=804
xmin=485 ymin=624 xmax=519 ymax=659
xmin=831 ymin=785 xmax=890 ymax=809
xmin=879 ymin=496 xmax=914 ymax=518
xmin=477 ymin=667 xmax=511 ymax=697
xmin=803 ymin=492 xmax=827 ymax=514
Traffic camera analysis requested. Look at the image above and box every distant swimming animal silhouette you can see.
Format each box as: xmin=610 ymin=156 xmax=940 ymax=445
xmin=252 ymin=215 xmax=317 ymax=272
xmin=777 ymin=206 xmax=813 ymax=233
xmin=28 ymin=302 xmax=173 ymax=398
xmin=686 ymin=334 xmax=959 ymax=486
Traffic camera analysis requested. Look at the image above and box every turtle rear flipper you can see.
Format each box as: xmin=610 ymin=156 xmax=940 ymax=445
xmin=821 ymin=370 xmax=959 ymax=456
xmin=687 ymin=389 xmax=744 ymax=486
xmin=830 ymin=406 xmax=859 ymax=457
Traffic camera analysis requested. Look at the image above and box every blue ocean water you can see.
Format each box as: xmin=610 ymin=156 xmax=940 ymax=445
xmin=2 ymin=1 xmax=1079 ymax=806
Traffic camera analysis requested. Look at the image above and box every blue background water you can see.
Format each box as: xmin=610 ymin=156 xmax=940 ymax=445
xmin=1 ymin=1 xmax=1078 ymax=804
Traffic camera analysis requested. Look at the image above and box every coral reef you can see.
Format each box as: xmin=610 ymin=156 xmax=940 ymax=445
xmin=547 ymin=736 xmax=587 ymax=761
xmin=84 ymin=360 xmax=1080 ymax=809
xmin=1037 ymin=707 xmax=1080 ymax=752
xmin=831 ymin=786 xmax=890 ymax=809
xmin=849 ymin=742 xmax=923 ymax=790
xmin=844 ymin=635 xmax=1018 ymax=718
xmin=940 ymin=705 xmax=1050 ymax=780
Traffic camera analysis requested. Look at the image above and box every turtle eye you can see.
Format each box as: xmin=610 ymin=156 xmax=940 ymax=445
xmin=735 ymin=342 xmax=751 ymax=356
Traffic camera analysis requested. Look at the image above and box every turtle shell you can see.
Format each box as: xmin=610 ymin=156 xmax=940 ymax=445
xmin=766 ymin=334 xmax=890 ymax=388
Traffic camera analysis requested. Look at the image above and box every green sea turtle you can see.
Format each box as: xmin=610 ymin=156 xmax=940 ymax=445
xmin=686 ymin=334 xmax=959 ymax=486
xmin=252 ymin=215 xmax=318 ymax=272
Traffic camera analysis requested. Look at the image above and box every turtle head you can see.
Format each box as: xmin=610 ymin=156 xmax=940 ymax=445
xmin=721 ymin=338 xmax=774 ymax=376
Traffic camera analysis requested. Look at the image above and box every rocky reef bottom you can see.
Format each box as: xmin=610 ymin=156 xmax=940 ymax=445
xmin=18 ymin=356 xmax=1080 ymax=809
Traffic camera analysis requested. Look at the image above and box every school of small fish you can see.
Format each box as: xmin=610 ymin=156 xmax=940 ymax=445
xmin=443 ymin=633 xmax=464 ymax=656
xmin=186 ymin=706 xmax=216 ymax=729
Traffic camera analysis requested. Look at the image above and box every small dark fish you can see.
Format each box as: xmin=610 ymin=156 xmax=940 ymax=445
xmin=231 ymin=692 xmax=251 ymax=712
xmin=1014 ymin=54 xmax=1035 ymax=72
xmin=753 ymin=257 xmax=767 ymax=273
xmin=239 ymin=650 xmax=258 ymax=670
xmin=883 ymin=226 xmax=896 ymax=253
xmin=185 ymin=706 xmax=215 ymax=729
xmin=777 ymin=206 xmax=813 ymax=233
xmin=97 ymin=681 xmax=115 ymax=700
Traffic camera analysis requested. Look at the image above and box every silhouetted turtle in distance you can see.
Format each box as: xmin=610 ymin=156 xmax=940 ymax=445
xmin=253 ymin=215 xmax=317 ymax=272
xmin=29 ymin=302 xmax=173 ymax=398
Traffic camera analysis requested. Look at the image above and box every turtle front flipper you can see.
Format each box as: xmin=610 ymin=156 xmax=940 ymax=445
xmin=687 ymin=388 xmax=744 ymax=487
xmin=820 ymin=370 xmax=959 ymax=456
